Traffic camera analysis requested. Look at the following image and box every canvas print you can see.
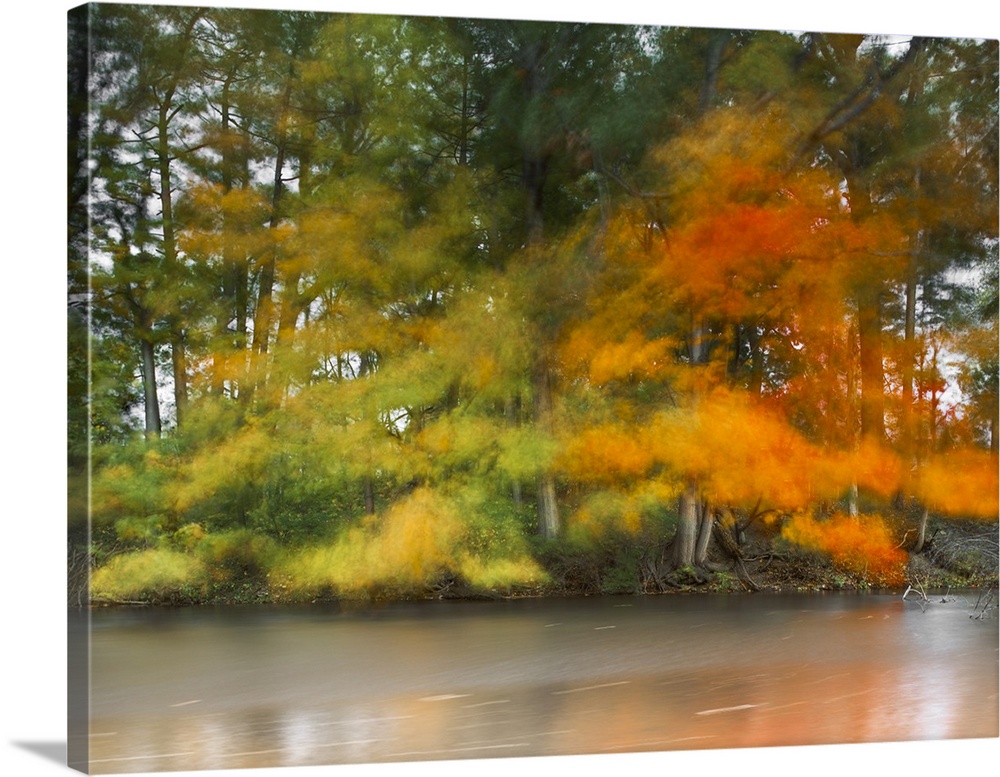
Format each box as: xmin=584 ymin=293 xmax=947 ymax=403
xmin=67 ymin=2 xmax=999 ymax=774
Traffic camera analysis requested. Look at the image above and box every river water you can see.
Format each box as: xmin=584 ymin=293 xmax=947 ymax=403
xmin=79 ymin=592 xmax=998 ymax=773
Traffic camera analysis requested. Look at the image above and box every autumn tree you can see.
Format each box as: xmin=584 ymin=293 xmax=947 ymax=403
xmin=557 ymin=30 xmax=997 ymax=584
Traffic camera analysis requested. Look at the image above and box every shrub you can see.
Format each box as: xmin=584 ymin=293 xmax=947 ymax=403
xmin=91 ymin=548 xmax=207 ymax=602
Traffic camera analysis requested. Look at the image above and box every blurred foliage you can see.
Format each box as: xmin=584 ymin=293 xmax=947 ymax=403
xmin=91 ymin=549 xmax=208 ymax=603
xmin=75 ymin=8 xmax=998 ymax=603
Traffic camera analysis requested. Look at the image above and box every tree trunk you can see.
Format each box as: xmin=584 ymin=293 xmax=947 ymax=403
xmin=857 ymin=283 xmax=885 ymax=443
xmin=901 ymin=268 xmax=917 ymax=460
xmin=155 ymin=98 xmax=189 ymax=429
xmin=900 ymin=60 xmax=925 ymax=464
xmin=248 ymin=227 xmax=277 ymax=401
xmin=533 ymin=361 xmax=560 ymax=539
xmin=275 ymin=144 xmax=311 ymax=365
xmin=671 ymin=482 xmax=700 ymax=568
xmin=505 ymin=394 xmax=523 ymax=507
xmin=140 ymin=335 xmax=161 ymax=440
xmin=848 ymin=481 xmax=859 ymax=517
xmin=747 ymin=325 xmax=764 ymax=397
xmin=727 ymin=323 xmax=742 ymax=382
xmin=250 ymin=71 xmax=294 ymax=402
xmin=458 ymin=42 xmax=472 ymax=166
xmin=694 ymin=498 xmax=715 ymax=567
xmin=841 ymin=164 xmax=886 ymax=445
xmin=215 ymin=73 xmax=249 ymax=399
xmin=912 ymin=504 xmax=929 ymax=554
xmin=537 ymin=477 xmax=559 ymax=540
xmin=172 ymin=336 xmax=188 ymax=428
xmin=698 ymin=31 xmax=729 ymax=113
xmin=689 ymin=314 xmax=706 ymax=364
xmin=517 ymin=35 xmax=560 ymax=539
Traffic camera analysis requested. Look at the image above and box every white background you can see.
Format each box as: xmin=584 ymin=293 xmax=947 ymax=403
xmin=3 ymin=2 xmax=998 ymax=776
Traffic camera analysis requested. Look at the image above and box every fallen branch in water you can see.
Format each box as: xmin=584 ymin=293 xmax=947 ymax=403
xmin=937 ymin=587 xmax=955 ymax=604
xmin=970 ymin=586 xmax=998 ymax=620
xmin=902 ymin=581 xmax=930 ymax=612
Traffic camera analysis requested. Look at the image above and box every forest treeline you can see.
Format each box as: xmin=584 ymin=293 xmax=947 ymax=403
xmin=68 ymin=4 xmax=999 ymax=604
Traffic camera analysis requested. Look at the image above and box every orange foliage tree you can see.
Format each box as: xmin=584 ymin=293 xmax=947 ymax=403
xmin=555 ymin=37 xmax=997 ymax=583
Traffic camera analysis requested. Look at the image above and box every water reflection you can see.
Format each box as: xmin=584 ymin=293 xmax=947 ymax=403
xmin=86 ymin=594 xmax=998 ymax=773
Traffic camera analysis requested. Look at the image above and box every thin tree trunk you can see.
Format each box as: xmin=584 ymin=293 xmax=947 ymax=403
xmin=533 ymin=361 xmax=560 ymax=539
xmin=694 ymin=498 xmax=715 ymax=567
xmin=252 ymin=244 xmax=277 ymax=355
xmin=517 ymin=35 xmax=560 ymax=539
xmin=275 ymin=144 xmax=312 ymax=362
xmin=901 ymin=271 xmax=917 ymax=458
xmin=841 ymin=164 xmax=885 ymax=444
xmin=727 ymin=323 xmax=742 ymax=383
xmin=505 ymin=394 xmax=523 ymax=507
xmin=140 ymin=335 xmax=161 ymax=439
xmin=689 ymin=315 xmax=706 ymax=364
xmin=156 ymin=100 xmax=189 ymax=428
xmin=216 ymin=73 xmax=245 ymax=399
xmin=698 ymin=31 xmax=729 ymax=113
xmin=458 ymin=43 xmax=472 ymax=166
xmin=747 ymin=325 xmax=764 ymax=396
xmin=928 ymin=343 xmax=940 ymax=448
xmin=913 ymin=505 xmax=929 ymax=553
xmin=172 ymin=337 xmax=188 ymax=428
xmin=899 ymin=48 xmax=926 ymax=459
xmin=901 ymin=160 xmax=923 ymax=468
xmin=857 ymin=283 xmax=885 ymax=443
xmin=537 ymin=477 xmax=559 ymax=539
xmin=250 ymin=69 xmax=294 ymax=400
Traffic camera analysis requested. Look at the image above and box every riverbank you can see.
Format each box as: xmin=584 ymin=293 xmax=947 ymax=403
xmin=81 ymin=542 xmax=998 ymax=607
xmin=73 ymin=509 xmax=998 ymax=607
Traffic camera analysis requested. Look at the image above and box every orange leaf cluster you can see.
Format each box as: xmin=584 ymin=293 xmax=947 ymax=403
xmin=657 ymin=202 xmax=804 ymax=318
xmin=847 ymin=440 xmax=906 ymax=501
xmin=781 ymin=512 xmax=908 ymax=586
xmin=558 ymin=423 xmax=657 ymax=485
xmin=647 ymin=389 xmax=833 ymax=510
xmin=917 ymin=450 xmax=1000 ymax=519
